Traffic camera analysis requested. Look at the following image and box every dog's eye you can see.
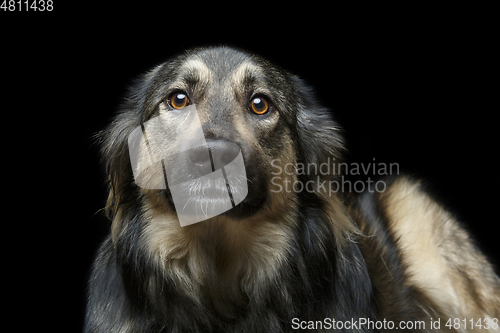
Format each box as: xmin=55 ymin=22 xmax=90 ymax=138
xmin=250 ymin=96 xmax=270 ymax=115
xmin=168 ymin=92 xmax=189 ymax=109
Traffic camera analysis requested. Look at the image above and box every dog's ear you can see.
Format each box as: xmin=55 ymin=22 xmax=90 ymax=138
xmin=98 ymin=110 xmax=138 ymax=222
xmin=97 ymin=66 xmax=164 ymax=225
xmin=293 ymin=77 xmax=345 ymax=173
xmin=292 ymin=77 xmax=359 ymax=248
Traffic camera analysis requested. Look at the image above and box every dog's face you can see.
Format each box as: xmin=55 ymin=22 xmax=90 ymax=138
xmin=139 ymin=48 xmax=300 ymax=222
xmin=103 ymin=47 xmax=344 ymax=235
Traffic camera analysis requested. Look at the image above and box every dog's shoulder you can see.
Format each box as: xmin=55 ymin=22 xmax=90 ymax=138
xmin=348 ymin=175 xmax=500 ymax=326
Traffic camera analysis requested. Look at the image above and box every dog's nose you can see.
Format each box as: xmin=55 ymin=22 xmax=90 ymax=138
xmin=189 ymin=140 xmax=240 ymax=174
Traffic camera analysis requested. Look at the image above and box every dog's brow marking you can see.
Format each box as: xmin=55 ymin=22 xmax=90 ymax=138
xmin=181 ymin=59 xmax=212 ymax=82
xmin=231 ymin=61 xmax=262 ymax=87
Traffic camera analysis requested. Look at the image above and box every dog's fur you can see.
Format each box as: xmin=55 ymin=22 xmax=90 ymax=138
xmin=85 ymin=47 xmax=500 ymax=332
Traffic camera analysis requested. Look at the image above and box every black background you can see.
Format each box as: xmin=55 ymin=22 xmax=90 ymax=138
xmin=2 ymin=5 xmax=498 ymax=331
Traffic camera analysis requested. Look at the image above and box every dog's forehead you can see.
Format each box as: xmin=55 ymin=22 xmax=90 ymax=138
xmin=179 ymin=48 xmax=266 ymax=86
xmin=191 ymin=47 xmax=251 ymax=72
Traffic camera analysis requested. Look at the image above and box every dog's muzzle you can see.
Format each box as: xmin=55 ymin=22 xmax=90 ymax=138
xmin=127 ymin=105 xmax=248 ymax=226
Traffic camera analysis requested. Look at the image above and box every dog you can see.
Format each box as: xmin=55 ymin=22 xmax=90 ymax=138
xmin=85 ymin=46 xmax=500 ymax=332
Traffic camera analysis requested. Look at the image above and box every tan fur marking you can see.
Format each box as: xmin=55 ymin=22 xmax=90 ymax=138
xmin=141 ymin=185 xmax=297 ymax=302
xmin=181 ymin=58 xmax=212 ymax=83
xmin=383 ymin=177 xmax=500 ymax=329
xmin=231 ymin=61 xmax=262 ymax=89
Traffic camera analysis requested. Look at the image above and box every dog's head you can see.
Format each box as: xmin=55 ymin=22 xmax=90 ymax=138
xmin=101 ymin=46 xmax=347 ymax=244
